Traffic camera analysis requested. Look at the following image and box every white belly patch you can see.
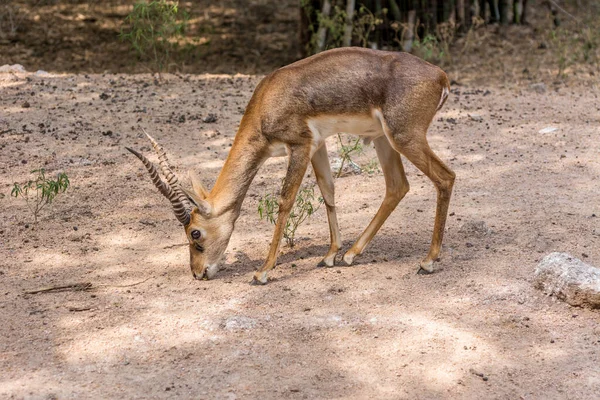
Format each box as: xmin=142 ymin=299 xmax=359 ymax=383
xmin=306 ymin=110 xmax=385 ymax=156
xmin=266 ymin=110 xmax=387 ymax=158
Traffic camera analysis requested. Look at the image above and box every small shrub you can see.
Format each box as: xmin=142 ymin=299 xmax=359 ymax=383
xmin=361 ymin=158 xmax=380 ymax=175
xmin=336 ymin=134 xmax=363 ymax=177
xmin=11 ymin=168 xmax=70 ymax=223
xmin=412 ymin=33 xmax=445 ymax=63
xmin=120 ymin=0 xmax=188 ymax=73
xmin=353 ymin=6 xmax=383 ymax=48
xmin=0 ymin=2 xmax=24 ymax=39
xmin=258 ymin=185 xmax=323 ymax=248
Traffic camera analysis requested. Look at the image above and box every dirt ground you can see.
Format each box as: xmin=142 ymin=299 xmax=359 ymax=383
xmin=1 ymin=64 xmax=599 ymax=399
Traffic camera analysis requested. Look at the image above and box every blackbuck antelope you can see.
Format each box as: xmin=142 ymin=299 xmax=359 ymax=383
xmin=127 ymin=47 xmax=455 ymax=284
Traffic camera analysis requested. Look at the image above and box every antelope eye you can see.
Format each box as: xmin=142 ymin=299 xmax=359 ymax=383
xmin=191 ymin=230 xmax=201 ymax=239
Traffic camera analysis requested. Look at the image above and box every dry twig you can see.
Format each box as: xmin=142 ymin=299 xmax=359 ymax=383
xmin=25 ymin=282 xmax=93 ymax=294
xmin=24 ymin=277 xmax=153 ymax=294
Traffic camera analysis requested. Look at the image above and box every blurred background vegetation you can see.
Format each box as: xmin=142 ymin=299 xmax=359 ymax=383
xmin=0 ymin=0 xmax=598 ymax=84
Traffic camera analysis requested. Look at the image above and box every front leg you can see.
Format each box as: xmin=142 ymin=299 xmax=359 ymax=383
xmin=252 ymin=144 xmax=311 ymax=284
xmin=311 ymin=143 xmax=341 ymax=267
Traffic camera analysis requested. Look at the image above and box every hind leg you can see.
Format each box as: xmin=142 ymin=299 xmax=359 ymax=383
xmin=342 ymin=136 xmax=410 ymax=265
xmin=387 ymin=132 xmax=455 ymax=273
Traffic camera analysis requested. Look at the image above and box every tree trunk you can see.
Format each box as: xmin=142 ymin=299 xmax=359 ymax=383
xmin=428 ymin=0 xmax=438 ymax=31
xmin=316 ymin=0 xmax=332 ymax=52
xmin=499 ymin=0 xmax=509 ymax=25
xmin=478 ymin=0 xmax=486 ymax=20
xmin=464 ymin=0 xmax=473 ymax=28
xmin=456 ymin=0 xmax=465 ymax=28
xmin=487 ymin=0 xmax=500 ymax=22
xmin=374 ymin=0 xmax=382 ymax=48
xmin=389 ymin=0 xmax=402 ymax=21
xmin=513 ymin=0 xmax=523 ymax=24
xmin=403 ymin=9 xmax=416 ymax=51
xmin=521 ymin=0 xmax=529 ymax=24
xmin=343 ymin=0 xmax=356 ymax=47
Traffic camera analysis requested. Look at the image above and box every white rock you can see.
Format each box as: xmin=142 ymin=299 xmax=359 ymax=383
xmin=221 ymin=316 xmax=256 ymax=331
xmin=538 ymin=126 xmax=558 ymax=134
xmin=35 ymin=70 xmax=50 ymax=76
xmin=529 ymin=82 xmax=547 ymax=93
xmin=535 ymin=252 xmax=600 ymax=308
xmin=0 ymin=64 xmax=26 ymax=73
xmin=468 ymin=113 xmax=483 ymax=122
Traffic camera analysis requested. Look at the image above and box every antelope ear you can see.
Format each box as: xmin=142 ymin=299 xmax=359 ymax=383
xmin=188 ymin=170 xmax=209 ymax=199
xmin=182 ymin=187 xmax=212 ymax=217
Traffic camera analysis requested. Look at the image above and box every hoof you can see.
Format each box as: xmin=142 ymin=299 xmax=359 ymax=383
xmin=417 ymin=258 xmax=436 ymax=275
xmin=417 ymin=267 xmax=434 ymax=275
xmin=250 ymin=277 xmax=268 ymax=285
xmin=317 ymin=258 xmax=335 ymax=268
xmin=251 ymin=271 xmax=268 ymax=285
xmin=342 ymin=252 xmax=355 ymax=266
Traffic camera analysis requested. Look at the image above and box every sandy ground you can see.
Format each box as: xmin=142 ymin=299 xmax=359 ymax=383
xmin=1 ymin=70 xmax=599 ymax=399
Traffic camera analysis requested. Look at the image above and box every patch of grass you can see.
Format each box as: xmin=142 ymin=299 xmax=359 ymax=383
xmin=258 ymin=185 xmax=323 ymax=248
xmin=120 ymin=0 xmax=189 ymax=73
xmin=336 ymin=134 xmax=363 ymax=178
xmin=11 ymin=168 xmax=70 ymax=223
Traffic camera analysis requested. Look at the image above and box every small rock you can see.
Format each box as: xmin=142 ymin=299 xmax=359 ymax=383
xmin=458 ymin=220 xmax=491 ymax=237
xmin=529 ymin=82 xmax=547 ymax=94
xmin=534 ymin=252 xmax=600 ymax=308
xmin=99 ymin=93 xmax=110 ymax=100
xmin=0 ymin=64 xmax=26 ymax=73
xmin=469 ymin=368 xmax=488 ymax=381
xmin=539 ymin=126 xmax=558 ymax=134
xmin=221 ymin=316 xmax=256 ymax=331
xmin=35 ymin=70 xmax=49 ymax=76
xmin=202 ymin=113 xmax=217 ymax=123
xmin=22 ymin=101 xmax=31 ymax=108
xmin=468 ymin=113 xmax=483 ymax=122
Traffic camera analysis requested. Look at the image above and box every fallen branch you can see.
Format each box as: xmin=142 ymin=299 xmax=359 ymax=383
xmin=24 ymin=277 xmax=152 ymax=294
xmin=97 ymin=277 xmax=153 ymax=288
xmin=25 ymin=282 xmax=93 ymax=294
xmin=68 ymin=306 xmax=93 ymax=312
xmin=546 ymin=0 xmax=580 ymax=24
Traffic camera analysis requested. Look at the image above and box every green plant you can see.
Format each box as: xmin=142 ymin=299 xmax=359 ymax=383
xmin=120 ymin=0 xmax=188 ymax=73
xmin=353 ymin=5 xmax=383 ymax=48
xmin=361 ymin=158 xmax=380 ymax=175
xmin=580 ymin=27 xmax=598 ymax=64
xmin=302 ymin=2 xmax=384 ymax=54
xmin=336 ymin=134 xmax=363 ymax=177
xmin=11 ymin=168 xmax=70 ymax=223
xmin=258 ymin=185 xmax=323 ymax=248
xmin=319 ymin=5 xmax=347 ymax=50
xmin=412 ymin=33 xmax=445 ymax=63
xmin=549 ymin=27 xmax=575 ymax=78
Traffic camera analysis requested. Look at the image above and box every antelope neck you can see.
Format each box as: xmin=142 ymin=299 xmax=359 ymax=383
xmin=208 ymin=133 xmax=267 ymax=217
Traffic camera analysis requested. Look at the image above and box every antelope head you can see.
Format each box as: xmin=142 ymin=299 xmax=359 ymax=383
xmin=126 ymin=130 xmax=232 ymax=280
